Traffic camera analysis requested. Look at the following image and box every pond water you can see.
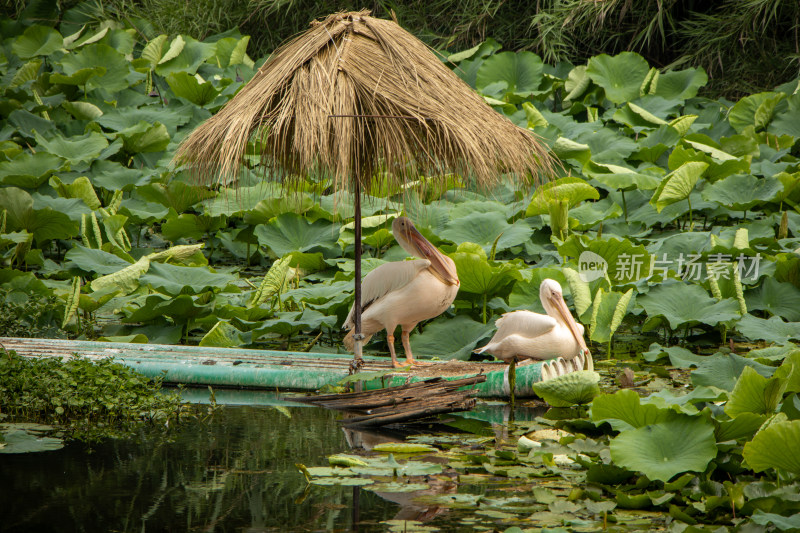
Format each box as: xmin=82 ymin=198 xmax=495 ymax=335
xmin=0 ymin=390 xmax=545 ymax=532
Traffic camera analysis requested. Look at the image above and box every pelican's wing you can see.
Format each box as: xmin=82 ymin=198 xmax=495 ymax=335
xmin=493 ymin=310 xmax=557 ymax=340
xmin=343 ymin=259 xmax=430 ymax=327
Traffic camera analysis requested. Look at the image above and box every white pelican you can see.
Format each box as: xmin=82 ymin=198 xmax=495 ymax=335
xmin=475 ymin=279 xmax=592 ymax=374
xmin=343 ymin=216 xmax=459 ymax=367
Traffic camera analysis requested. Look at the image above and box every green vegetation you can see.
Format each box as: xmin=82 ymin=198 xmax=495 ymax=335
xmin=5 ymin=0 xmax=798 ymax=96
xmin=0 ymin=349 xmax=186 ymax=447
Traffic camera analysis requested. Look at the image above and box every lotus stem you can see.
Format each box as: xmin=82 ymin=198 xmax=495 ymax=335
xmin=482 ymin=293 xmax=487 ymax=324
xmin=621 ymin=189 xmax=627 ymax=222
xmin=687 ymin=196 xmax=693 ymax=230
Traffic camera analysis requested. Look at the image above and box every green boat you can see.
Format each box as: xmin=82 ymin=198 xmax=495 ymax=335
xmin=0 ymin=336 xmax=592 ymax=398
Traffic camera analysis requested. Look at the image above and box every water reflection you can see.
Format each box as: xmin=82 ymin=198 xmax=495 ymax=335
xmin=0 ymin=391 xmax=549 ymax=532
xmin=0 ymin=404 xmax=395 ymax=532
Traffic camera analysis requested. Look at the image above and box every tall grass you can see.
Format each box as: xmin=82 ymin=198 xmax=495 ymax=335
xmin=5 ymin=0 xmax=799 ymax=97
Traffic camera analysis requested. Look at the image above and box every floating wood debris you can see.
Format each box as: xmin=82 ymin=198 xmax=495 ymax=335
xmin=293 ymin=374 xmax=486 ymax=427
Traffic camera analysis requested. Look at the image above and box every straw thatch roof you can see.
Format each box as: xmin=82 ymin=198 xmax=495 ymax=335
xmin=174 ymin=10 xmax=555 ymax=192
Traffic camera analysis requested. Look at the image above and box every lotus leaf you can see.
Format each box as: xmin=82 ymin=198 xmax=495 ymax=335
xmin=532 ymin=370 xmax=600 ymax=407
xmin=743 ymin=418 xmax=800 ymax=474
xmin=59 ymin=43 xmax=131 ymax=92
xmin=199 ymin=320 xmax=248 ymax=347
xmin=751 ymin=511 xmax=800 ymax=531
xmin=476 ymin=51 xmax=543 ymax=96
xmin=525 ymin=177 xmax=599 ymax=216
xmin=744 ymin=277 xmax=800 ymax=321
xmin=591 ymin=389 xmax=680 ymax=431
xmin=96 ymin=105 xmax=193 ymax=135
xmin=653 ymin=68 xmax=708 ymax=100
xmin=254 ymin=213 xmax=339 ymax=257
xmin=638 ymin=282 xmax=740 ymax=329
xmin=737 ymin=314 xmax=800 ymax=344
xmin=33 ymin=130 xmax=108 ymax=166
xmin=725 ymin=365 xmax=789 ymax=417
xmin=409 ymin=315 xmax=494 ymax=361
xmin=609 ymin=415 xmax=717 ymax=482
xmin=140 ymin=262 xmax=237 ymax=296
xmin=253 ymin=308 xmax=336 ymax=339
xmin=729 ymin=92 xmax=785 ymax=133
xmin=441 ymin=211 xmax=533 ymax=254
xmin=715 ymin=412 xmax=769 ymax=442
xmin=0 ymin=187 xmax=79 ymax=244
xmin=371 ymin=443 xmax=438 ymax=454
xmin=702 ymin=173 xmax=782 ymax=213
xmin=650 ymin=161 xmax=708 ymax=212
xmin=0 ymin=151 xmax=65 ymax=188
xmin=166 ymin=72 xmax=220 ymax=106
xmin=0 ymin=429 xmax=64 ymax=454
xmin=691 ymin=352 xmax=775 ymax=391
xmin=557 ymin=235 xmax=651 ymax=284
xmin=154 ymin=35 xmax=216 ymax=76
xmin=124 ymin=294 xmax=213 ymax=323
xmin=65 ymin=245 xmax=132 ymax=275
xmin=586 ymin=52 xmax=650 ymax=104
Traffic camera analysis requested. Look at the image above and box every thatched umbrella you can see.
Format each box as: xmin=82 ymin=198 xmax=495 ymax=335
xmin=174 ymin=10 xmax=555 ymax=364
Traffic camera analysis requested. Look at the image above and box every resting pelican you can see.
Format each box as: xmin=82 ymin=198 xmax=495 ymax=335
xmin=475 ymin=279 xmax=592 ymax=373
xmin=343 ymin=216 xmax=459 ymax=367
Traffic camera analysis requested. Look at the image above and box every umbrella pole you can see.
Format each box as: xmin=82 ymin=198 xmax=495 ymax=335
xmin=353 ymin=181 xmax=364 ymax=364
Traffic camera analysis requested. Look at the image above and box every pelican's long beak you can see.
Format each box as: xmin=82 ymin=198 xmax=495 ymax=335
xmin=405 ymin=224 xmax=459 ymax=286
xmin=549 ymin=292 xmax=590 ymax=357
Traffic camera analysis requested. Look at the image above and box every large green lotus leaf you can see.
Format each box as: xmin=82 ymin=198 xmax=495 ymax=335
xmin=409 ymin=315 xmax=493 ymax=361
xmin=242 ymin=193 xmax=316 ymax=223
xmin=609 ymin=416 xmax=717 ymax=482
xmin=199 ymin=320 xmax=248 ymax=348
xmin=725 ymin=366 xmax=789 ymax=417
xmin=715 ymin=412 xmax=768 ymax=442
xmin=476 ymin=51 xmax=543 ymax=95
xmin=7 ymin=109 xmax=57 ymax=139
xmin=533 ymin=370 xmax=600 ymax=407
xmin=577 ymin=127 xmax=639 ymax=160
xmin=49 ymin=66 xmax=106 ymax=86
xmin=584 ymin=161 xmax=661 ymax=192
xmin=728 ymin=92 xmax=785 ymax=133
xmin=448 ymin=38 xmax=501 ymax=63
xmin=569 ymin=197 xmax=624 ymax=231
xmin=50 ymin=175 xmax=101 ymax=210
xmin=701 ymin=173 xmax=782 ymax=212
xmin=253 ymin=308 xmax=337 ymax=338
xmin=440 ymin=212 xmax=532 ymax=254
xmin=612 ymin=102 xmax=667 ymax=129
xmin=33 ymin=130 xmax=108 ymax=166
xmin=161 ymin=213 xmax=225 ymax=242
xmin=212 ymin=35 xmax=253 ymax=68
xmin=751 ymin=510 xmax=800 ymax=531
xmin=691 ymin=352 xmax=775 ymax=391
xmin=136 ymin=182 xmax=216 ymax=213
xmin=155 ymin=35 xmax=216 ymax=76
xmin=254 ymin=213 xmax=339 ymax=257
xmin=0 ymin=187 xmax=79 ymax=244
xmin=745 ymin=277 xmax=800 ymax=321
xmin=525 ymin=176 xmax=599 ymax=215
xmin=116 ymin=121 xmax=171 ymax=153
xmin=118 ymin=198 xmax=170 ymax=223
xmin=165 ymin=71 xmax=220 ymax=106
xmin=124 ymin=294 xmax=213 ymax=322
xmin=202 ymin=185 xmax=277 ymax=217
xmin=12 ymin=25 xmax=63 ymax=59
xmin=62 ymin=101 xmax=103 ymax=121
xmin=638 ymin=282 xmax=740 ymax=329
xmin=140 ymin=262 xmax=237 ymax=296
xmin=551 ymin=137 xmax=591 ymax=166
xmin=653 ymin=68 xmax=708 ymax=100
xmin=586 ymin=52 xmax=650 ymax=104
xmin=89 ymin=160 xmax=152 ymax=191
xmin=0 ymin=429 xmax=64 ymax=454
xmin=557 ymin=235 xmax=651 ymax=284
xmin=737 ymin=314 xmax=800 ymax=344
xmin=283 ymin=280 xmax=353 ymax=312
xmin=633 ymin=125 xmax=682 ymax=163
xmin=0 ymin=151 xmax=65 ymax=188
xmin=769 ymin=108 xmax=800 ymax=137
xmin=96 ymin=105 xmax=192 ymax=134
xmin=650 ymin=161 xmax=708 ymax=212
xmin=451 ymin=250 xmax=521 ymax=297
xmin=743 ymin=418 xmax=800 ymax=474
xmin=59 ymin=43 xmax=130 ymax=92
xmin=65 ymin=245 xmax=133 ymax=275
xmin=591 ymin=389 xmax=679 ymax=431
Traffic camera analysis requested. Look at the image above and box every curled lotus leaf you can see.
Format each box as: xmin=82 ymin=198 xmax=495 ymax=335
xmin=533 ymin=370 xmax=600 ymax=407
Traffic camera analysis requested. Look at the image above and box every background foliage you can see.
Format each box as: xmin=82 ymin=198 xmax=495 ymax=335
xmin=3 ymin=0 xmax=799 ymax=96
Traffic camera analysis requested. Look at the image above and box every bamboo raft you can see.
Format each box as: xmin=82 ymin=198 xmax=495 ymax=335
xmin=0 ymin=336 xmax=586 ymax=398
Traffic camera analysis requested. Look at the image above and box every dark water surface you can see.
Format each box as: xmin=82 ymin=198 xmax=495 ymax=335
xmin=0 ymin=399 xmax=400 ymax=532
xmin=1 ymin=390 xmax=546 ymax=532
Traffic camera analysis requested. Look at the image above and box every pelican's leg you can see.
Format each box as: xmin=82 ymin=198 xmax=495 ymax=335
xmin=401 ymin=327 xmax=430 ymax=366
xmin=387 ymin=333 xmax=402 ymax=368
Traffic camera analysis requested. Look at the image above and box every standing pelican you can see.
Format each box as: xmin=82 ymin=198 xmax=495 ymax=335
xmin=343 ymin=217 xmax=459 ymax=367
xmin=475 ymin=279 xmax=592 ymax=372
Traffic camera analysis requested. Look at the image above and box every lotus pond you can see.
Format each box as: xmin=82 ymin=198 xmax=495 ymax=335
xmin=2 ymin=8 xmax=800 ymax=533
